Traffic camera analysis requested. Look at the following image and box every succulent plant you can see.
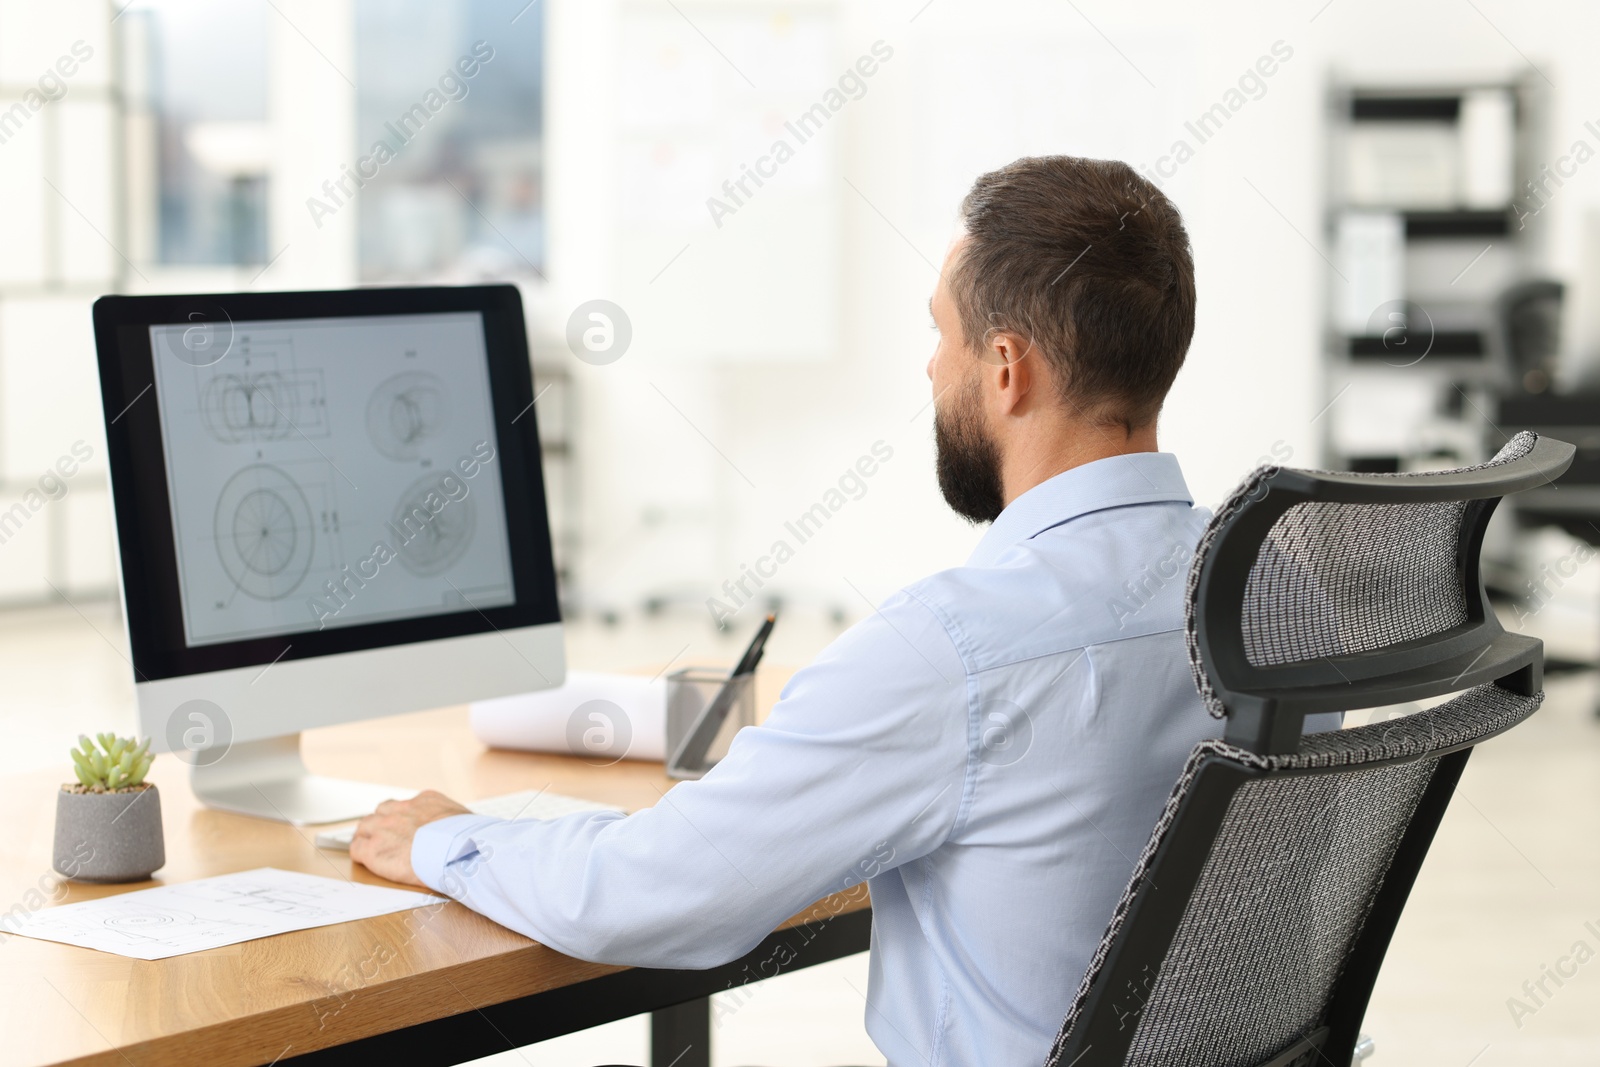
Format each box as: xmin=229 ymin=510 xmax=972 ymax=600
xmin=69 ymin=734 xmax=155 ymax=793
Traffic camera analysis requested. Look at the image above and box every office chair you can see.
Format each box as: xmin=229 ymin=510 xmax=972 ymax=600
xmin=1045 ymin=430 xmax=1574 ymax=1067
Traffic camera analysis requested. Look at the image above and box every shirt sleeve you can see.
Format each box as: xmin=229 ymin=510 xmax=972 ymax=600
xmin=410 ymin=589 xmax=970 ymax=968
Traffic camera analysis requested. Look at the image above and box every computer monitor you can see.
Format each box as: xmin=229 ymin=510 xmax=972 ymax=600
xmin=92 ymin=285 xmax=565 ymax=824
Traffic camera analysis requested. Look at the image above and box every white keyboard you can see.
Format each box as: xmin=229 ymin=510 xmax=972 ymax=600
xmin=314 ymin=788 xmax=622 ymax=850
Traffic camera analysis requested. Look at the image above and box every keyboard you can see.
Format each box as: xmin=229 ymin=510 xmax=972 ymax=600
xmin=314 ymin=788 xmax=623 ymax=850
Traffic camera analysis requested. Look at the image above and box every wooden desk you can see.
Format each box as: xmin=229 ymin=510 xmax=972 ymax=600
xmin=0 ymin=695 xmax=871 ymax=1067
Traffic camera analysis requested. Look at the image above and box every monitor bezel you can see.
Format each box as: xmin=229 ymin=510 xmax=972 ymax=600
xmin=92 ymin=284 xmax=562 ymax=683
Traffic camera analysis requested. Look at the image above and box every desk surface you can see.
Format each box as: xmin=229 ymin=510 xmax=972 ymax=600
xmin=0 ymin=673 xmax=868 ymax=1067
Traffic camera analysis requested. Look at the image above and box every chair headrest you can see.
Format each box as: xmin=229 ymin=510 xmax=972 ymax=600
xmin=1184 ymin=432 xmax=1574 ymax=754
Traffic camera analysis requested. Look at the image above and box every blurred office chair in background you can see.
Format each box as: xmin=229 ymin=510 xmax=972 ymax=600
xmin=1499 ymin=278 xmax=1565 ymax=395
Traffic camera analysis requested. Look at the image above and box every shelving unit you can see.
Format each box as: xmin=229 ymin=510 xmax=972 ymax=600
xmin=1319 ymin=74 xmax=1547 ymax=474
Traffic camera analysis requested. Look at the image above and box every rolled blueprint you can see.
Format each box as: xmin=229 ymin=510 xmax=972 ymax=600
xmin=469 ymin=671 xmax=668 ymax=762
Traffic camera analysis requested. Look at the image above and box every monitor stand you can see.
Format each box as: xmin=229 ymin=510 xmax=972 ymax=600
xmin=189 ymin=734 xmax=418 ymax=825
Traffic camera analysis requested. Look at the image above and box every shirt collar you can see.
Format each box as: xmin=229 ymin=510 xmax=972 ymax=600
xmin=966 ymin=452 xmax=1194 ymax=567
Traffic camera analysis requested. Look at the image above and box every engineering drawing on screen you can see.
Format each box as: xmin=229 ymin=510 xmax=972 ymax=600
xmin=368 ymin=371 xmax=448 ymax=460
xmin=201 ymin=371 xmax=327 ymax=444
xmin=392 ymin=472 xmax=477 ymax=576
xmin=148 ymin=313 xmax=516 ymax=647
xmin=214 ymin=464 xmax=317 ymax=600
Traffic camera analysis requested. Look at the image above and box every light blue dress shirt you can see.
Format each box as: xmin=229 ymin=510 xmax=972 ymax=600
xmin=413 ymin=452 xmax=1334 ymax=1065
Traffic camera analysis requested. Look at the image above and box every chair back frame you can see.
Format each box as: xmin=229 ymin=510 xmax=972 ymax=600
xmin=1047 ymin=434 xmax=1574 ymax=1067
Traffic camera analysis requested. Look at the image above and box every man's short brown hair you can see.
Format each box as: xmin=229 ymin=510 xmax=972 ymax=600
xmin=949 ymin=156 xmax=1195 ymax=430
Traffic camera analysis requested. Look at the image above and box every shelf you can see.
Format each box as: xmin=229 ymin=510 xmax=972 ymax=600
xmin=1350 ymin=95 xmax=1461 ymax=122
xmin=1331 ymin=209 xmax=1513 ymax=239
xmin=1346 ymin=455 xmax=1403 ymax=473
xmin=1403 ymin=210 xmax=1510 ymax=239
xmin=1347 ymin=331 xmax=1486 ymax=359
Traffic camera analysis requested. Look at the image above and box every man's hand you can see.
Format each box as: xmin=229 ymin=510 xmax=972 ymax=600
xmin=349 ymin=789 xmax=471 ymax=886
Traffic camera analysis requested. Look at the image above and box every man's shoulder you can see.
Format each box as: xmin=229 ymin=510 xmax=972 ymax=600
xmin=902 ymin=505 xmax=1207 ymax=673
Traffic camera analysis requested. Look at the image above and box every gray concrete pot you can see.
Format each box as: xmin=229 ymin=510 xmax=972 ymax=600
xmin=53 ymin=784 xmax=165 ymax=883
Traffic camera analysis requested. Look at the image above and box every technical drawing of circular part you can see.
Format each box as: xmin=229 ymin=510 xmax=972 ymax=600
xmin=367 ymin=372 xmax=448 ymax=460
xmin=390 ymin=473 xmax=476 ymax=576
xmin=214 ymin=465 xmax=315 ymax=600
xmin=201 ymin=373 xmax=299 ymax=443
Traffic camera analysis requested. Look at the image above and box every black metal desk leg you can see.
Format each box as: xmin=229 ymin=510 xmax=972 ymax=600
xmin=651 ymin=997 xmax=711 ymax=1067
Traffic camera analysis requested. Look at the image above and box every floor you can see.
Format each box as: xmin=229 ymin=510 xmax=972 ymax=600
xmin=3 ymin=599 xmax=1597 ymax=1066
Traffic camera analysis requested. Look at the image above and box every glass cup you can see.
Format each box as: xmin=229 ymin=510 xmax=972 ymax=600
xmin=664 ymin=668 xmax=756 ymax=780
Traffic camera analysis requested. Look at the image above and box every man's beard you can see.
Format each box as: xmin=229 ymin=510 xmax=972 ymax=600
xmin=934 ymin=377 xmax=1006 ymax=525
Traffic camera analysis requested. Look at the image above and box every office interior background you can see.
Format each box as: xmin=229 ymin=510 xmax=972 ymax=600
xmin=2 ymin=0 xmax=1598 ymax=1063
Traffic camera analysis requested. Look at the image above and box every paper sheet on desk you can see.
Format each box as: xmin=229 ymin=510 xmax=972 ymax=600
xmin=470 ymin=670 xmax=668 ymax=760
xmin=2 ymin=867 xmax=441 ymax=961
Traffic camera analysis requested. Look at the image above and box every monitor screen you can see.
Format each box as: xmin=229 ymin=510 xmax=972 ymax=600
xmin=146 ymin=312 xmax=516 ymax=647
xmin=94 ymin=285 xmax=561 ymax=684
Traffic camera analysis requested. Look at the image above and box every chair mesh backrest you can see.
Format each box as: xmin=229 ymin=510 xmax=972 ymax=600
xmin=1047 ymin=684 xmax=1542 ymax=1067
xmin=1186 ymin=432 xmax=1538 ymax=717
xmin=1122 ymin=758 xmax=1432 ymax=1065
xmin=1240 ymin=499 xmax=1468 ymax=667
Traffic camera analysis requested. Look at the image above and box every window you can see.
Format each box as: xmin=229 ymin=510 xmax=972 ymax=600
xmin=354 ymin=0 xmax=545 ymax=280
xmin=124 ymin=0 xmax=271 ymax=266
xmin=121 ymin=0 xmax=544 ymax=278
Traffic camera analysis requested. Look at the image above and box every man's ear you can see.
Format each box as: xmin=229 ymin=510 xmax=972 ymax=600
xmin=987 ymin=330 xmax=1035 ymax=415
